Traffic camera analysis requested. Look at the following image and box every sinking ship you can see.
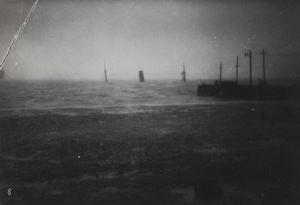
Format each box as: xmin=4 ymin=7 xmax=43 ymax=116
xmin=197 ymin=51 xmax=294 ymax=100
xmin=197 ymin=80 xmax=294 ymax=100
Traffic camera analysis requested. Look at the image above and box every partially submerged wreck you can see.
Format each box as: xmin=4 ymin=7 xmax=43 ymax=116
xmin=198 ymin=51 xmax=294 ymax=100
xmin=197 ymin=80 xmax=294 ymax=100
xmin=139 ymin=70 xmax=145 ymax=82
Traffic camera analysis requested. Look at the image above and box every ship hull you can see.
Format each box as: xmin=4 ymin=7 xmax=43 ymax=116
xmin=197 ymin=81 xmax=294 ymax=100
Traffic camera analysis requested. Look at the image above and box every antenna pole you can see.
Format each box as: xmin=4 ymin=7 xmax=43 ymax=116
xmin=249 ymin=50 xmax=252 ymax=87
xmin=261 ymin=49 xmax=266 ymax=82
xmin=244 ymin=50 xmax=252 ymax=87
xmin=104 ymin=60 xmax=107 ymax=83
xmin=182 ymin=62 xmax=186 ymax=82
xmin=219 ymin=63 xmax=222 ymax=84
xmin=235 ymin=56 xmax=240 ymax=84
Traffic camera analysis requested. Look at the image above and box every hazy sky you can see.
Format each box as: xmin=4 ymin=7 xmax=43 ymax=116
xmin=0 ymin=0 xmax=299 ymax=80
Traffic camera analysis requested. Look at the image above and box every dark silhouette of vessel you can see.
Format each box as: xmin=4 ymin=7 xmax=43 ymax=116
xmin=198 ymin=50 xmax=294 ymax=100
xmin=197 ymin=80 xmax=294 ymax=100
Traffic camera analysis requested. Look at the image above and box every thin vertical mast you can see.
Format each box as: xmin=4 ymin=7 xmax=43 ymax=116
xmin=235 ymin=56 xmax=240 ymax=84
xmin=104 ymin=60 xmax=107 ymax=83
xmin=181 ymin=62 xmax=186 ymax=82
xmin=244 ymin=50 xmax=252 ymax=87
xmin=261 ymin=49 xmax=266 ymax=82
xmin=219 ymin=63 xmax=222 ymax=84
xmin=249 ymin=50 xmax=252 ymax=87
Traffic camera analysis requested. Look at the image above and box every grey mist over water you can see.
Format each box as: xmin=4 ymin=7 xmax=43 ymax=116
xmin=0 ymin=0 xmax=300 ymax=81
xmin=0 ymin=80 xmax=214 ymax=115
xmin=1 ymin=2 xmax=300 ymax=204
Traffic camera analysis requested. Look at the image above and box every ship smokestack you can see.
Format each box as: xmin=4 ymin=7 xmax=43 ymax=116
xmin=139 ymin=70 xmax=145 ymax=82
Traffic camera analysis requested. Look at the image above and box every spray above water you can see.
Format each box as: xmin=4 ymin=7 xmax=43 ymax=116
xmin=0 ymin=0 xmax=39 ymax=71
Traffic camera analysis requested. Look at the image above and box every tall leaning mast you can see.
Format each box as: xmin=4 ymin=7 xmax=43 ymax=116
xmin=181 ymin=62 xmax=186 ymax=82
xmin=104 ymin=60 xmax=107 ymax=83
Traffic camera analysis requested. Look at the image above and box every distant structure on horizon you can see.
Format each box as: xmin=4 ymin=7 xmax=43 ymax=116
xmin=139 ymin=70 xmax=145 ymax=82
xmin=181 ymin=63 xmax=186 ymax=82
xmin=104 ymin=61 xmax=108 ymax=83
xmin=0 ymin=70 xmax=4 ymax=80
xmin=197 ymin=49 xmax=294 ymax=100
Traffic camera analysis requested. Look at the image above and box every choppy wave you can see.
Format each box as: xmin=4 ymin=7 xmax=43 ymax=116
xmin=0 ymin=80 xmax=219 ymax=115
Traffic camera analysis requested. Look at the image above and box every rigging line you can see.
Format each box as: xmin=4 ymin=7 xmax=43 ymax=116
xmin=0 ymin=0 xmax=40 ymax=70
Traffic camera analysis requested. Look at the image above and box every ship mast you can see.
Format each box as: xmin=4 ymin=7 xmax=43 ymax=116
xmin=181 ymin=62 xmax=186 ymax=82
xmin=104 ymin=60 xmax=107 ymax=83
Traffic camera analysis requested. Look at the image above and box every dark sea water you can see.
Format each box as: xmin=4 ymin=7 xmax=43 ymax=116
xmin=1 ymin=79 xmax=299 ymax=116
xmin=1 ymin=80 xmax=300 ymax=204
xmin=0 ymin=80 xmax=219 ymax=115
